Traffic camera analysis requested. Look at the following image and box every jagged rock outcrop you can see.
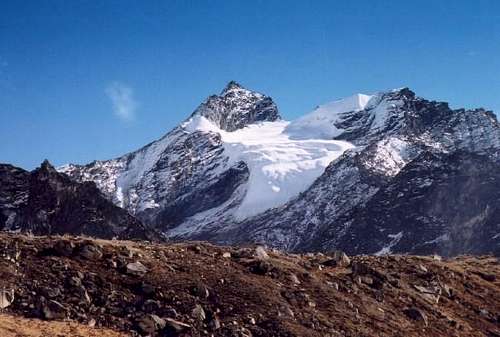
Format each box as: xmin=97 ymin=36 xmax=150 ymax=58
xmin=0 ymin=160 xmax=152 ymax=240
xmin=193 ymin=81 xmax=280 ymax=132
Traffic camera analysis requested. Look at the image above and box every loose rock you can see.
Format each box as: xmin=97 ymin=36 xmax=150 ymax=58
xmin=191 ymin=304 xmax=206 ymax=322
xmin=254 ymin=246 xmax=269 ymax=260
xmin=403 ymin=307 xmax=428 ymax=326
xmin=136 ymin=314 xmax=166 ymax=336
xmin=0 ymin=289 xmax=14 ymax=309
xmin=126 ymin=261 xmax=148 ymax=276
xmin=41 ymin=299 xmax=67 ymax=320
xmin=79 ymin=243 xmax=103 ymax=260
xmin=164 ymin=318 xmax=191 ymax=333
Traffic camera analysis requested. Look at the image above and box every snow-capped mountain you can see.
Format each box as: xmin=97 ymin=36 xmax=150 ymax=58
xmin=61 ymin=81 xmax=297 ymax=229
xmin=59 ymin=82 xmax=500 ymax=256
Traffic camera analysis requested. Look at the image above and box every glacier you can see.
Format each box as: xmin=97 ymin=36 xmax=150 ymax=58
xmin=183 ymin=115 xmax=354 ymax=218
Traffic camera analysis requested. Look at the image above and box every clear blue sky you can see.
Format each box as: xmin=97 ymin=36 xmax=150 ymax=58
xmin=1 ymin=1 xmax=499 ymax=170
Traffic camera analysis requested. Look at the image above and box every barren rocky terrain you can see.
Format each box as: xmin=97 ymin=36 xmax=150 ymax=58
xmin=0 ymin=233 xmax=498 ymax=337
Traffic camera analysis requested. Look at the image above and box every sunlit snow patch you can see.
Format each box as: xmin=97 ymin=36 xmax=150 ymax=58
xmin=285 ymin=93 xmax=373 ymax=140
xmin=184 ymin=116 xmax=355 ymax=219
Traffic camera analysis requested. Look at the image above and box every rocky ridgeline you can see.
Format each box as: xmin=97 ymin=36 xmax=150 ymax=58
xmin=0 ymin=233 xmax=499 ymax=337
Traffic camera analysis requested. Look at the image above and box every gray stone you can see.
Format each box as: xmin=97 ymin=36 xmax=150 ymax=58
xmin=126 ymin=261 xmax=148 ymax=276
xmin=137 ymin=314 xmax=166 ymax=335
xmin=254 ymin=246 xmax=269 ymax=260
xmin=0 ymin=289 xmax=14 ymax=309
xmin=42 ymin=300 xmax=67 ymax=320
xmin=191 ymin=304 xmax=206 ymax=322
xmin=79 ymin=243 xmax=103 ymax=260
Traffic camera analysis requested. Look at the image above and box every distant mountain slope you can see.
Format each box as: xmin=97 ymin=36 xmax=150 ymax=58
xmin=0 ymin=160 xmax=152 ymax=239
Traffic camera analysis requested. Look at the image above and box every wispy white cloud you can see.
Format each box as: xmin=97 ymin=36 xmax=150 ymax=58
xmin=105 ymin=81 xmax=138 ymax=121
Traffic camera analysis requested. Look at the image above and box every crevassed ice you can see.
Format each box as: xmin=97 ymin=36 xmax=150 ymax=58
xmin=184 ymin=115 xmax=355 ymax=219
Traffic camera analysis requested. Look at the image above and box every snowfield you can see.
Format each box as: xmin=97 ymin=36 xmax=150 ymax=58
xmin=286 ymin=93 xmax=373 ymax=140
xmin=183 ymin=115 xmax=355 ymax=218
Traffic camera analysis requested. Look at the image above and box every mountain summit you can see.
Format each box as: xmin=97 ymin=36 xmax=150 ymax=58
xmin=55 ymin=83 xmax=500 ymax=256
xmin=192 ymin=81 xmax=280 ymax=132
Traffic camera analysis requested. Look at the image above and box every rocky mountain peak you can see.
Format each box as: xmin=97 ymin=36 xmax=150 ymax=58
xmin=221 ymin=80 xmax=244 ymax=93
xmin=386 ymin=87 xmax=416 ymax=100
xmin=191 ymin=82 xmax=280 ymax=132
xmin=39 ymin=159 xmax=57 ymax=174
xmin=35 ymin=160 xmax=64 ymax=184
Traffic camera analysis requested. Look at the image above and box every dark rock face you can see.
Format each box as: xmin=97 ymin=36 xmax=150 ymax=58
xmin=153 ymin=161 xmax=249 ymax=230
xmin=0 ymin=160 xmax=153 ymax=240
xmin=193 ymin=81 xmax=280 ymax=132
xmin=323 ymin=151 xmax=500 ymax=256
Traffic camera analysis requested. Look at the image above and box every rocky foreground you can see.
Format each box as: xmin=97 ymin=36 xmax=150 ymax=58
xmin=0 ymin=234 xmax=498 ymax=337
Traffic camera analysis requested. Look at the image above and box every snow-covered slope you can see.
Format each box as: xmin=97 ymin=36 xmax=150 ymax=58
xmin=183 ymin=116 xmax=353 ymax=219
xmin=285 ymin=93 xmax=373 ymax=139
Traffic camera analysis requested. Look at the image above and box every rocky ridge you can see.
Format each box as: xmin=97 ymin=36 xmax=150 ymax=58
xmin=0 ymin=160 xmax=152 ymax=240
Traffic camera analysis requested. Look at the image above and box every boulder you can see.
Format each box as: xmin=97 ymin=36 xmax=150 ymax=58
xmin=192 ymin=283 xmax=210 ymax=299
xmin=403 ymin=307 xmax=428 ymax=326
xmin=332 ymin=251 xmax=351 ymax=267
xmin=41 ymin=299 xmax=67 ymax=320
xmin=254 ymin=246 xmax=269 ymax=260
xmin=164 ymin=318 xmax=192 ymax=334
xmin=0 ymin=289 xmax=14 ymax=309
xmin=321 ymin=251 xmax=350 ymax=268
xmin=79 ymin=243 xmax=103 ymax=260
xmin=191 ymin=304 xmax=206 ymax=322
xmin=136 ymin=314 xmax=166 ymax=336
xmin=53 ymin=240 xmax=75 ymax=257
xmin=126 ymin=261 xmax=148 ymax=276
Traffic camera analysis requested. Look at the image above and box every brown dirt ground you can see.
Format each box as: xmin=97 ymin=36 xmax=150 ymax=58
xmin=0 ymin=313 xmax=125 ymax=337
